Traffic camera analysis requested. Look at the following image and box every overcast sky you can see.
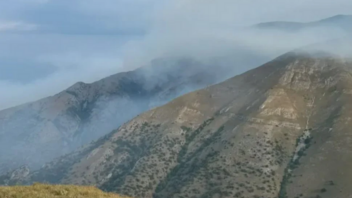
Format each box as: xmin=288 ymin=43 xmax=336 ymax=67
xmin=0 ymin=0 xmax=351 ymax=110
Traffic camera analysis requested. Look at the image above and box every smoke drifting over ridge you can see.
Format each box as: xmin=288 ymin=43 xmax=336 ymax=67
xmin=121 ymin=0 xmax=351 ymax=65
xmin=0 ymin=0 xmax=352 ymax=109
xmin=1 ymin=0 xmax=352 ymax=175
xmin=0 ymin=57 xmax=226 ymax=173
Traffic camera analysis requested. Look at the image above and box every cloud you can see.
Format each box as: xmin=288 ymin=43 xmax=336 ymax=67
xmin=0 ymin=0 xmax=352 ymax=110
xmin=120 ymin=0 xmax=351 ymax=67
xmin=0 ymin=21 xmax=37 ymax=32
xmin=0 ymin=32 xmax=132 ymax=110
xmin=9 ymin=0 xmax=160 ymax=35
xmin=0 ymin=51 xmax=124 ymax=110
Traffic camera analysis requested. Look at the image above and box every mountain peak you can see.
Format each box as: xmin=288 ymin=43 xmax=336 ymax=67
xmin=0 ymin=57 xmax=228 ymax=174
xmin=10 ymin=51 xmax=352 ymax=198
xmin=320 ymin=14 xmax=352 ymax=22
xmin=67 ymin=81 xmax=89 ymax=91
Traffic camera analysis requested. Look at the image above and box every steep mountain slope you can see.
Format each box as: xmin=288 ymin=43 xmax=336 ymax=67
xmin=255 ymin=14 xmax=352 ymax=32
xmin=7 ymin=51 xmax=352 ymax=198
xmin=0 ymin=58 xmax=229 ymax=174
xmin=3 ymin=15 xmax=349 ymax=175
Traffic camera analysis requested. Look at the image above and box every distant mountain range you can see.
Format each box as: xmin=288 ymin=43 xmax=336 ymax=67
xmin=255 ymin=14 xmax=352 ymax=32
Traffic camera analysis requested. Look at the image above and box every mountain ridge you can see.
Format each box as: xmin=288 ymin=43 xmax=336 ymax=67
xmin=3 ymin=14 xmax=351 ymax=174
xmin=255 ymin=14 xmax=352 ymax=32
xmin=4 ymin=50 xmax=352 ymax=198
xmin=0 ymin=57 xmax=229 ymax=174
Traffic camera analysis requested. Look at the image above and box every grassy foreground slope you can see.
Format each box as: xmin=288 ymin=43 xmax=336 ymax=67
xmin=0 ymin=183 xmax=130 ymax=198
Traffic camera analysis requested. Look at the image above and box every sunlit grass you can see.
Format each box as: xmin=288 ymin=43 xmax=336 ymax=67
xmin=0 ymin=183 xmax=130 ymax=198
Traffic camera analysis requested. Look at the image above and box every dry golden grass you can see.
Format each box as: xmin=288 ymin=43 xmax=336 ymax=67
xmin=0 ymin=183 xmax=131 ymax=198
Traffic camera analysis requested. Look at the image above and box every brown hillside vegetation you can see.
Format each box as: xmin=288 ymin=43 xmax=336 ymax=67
xmin=4 ymin=50 xmax=352 ymax=198
xmin=0 ymin=183 xmax=130 ymax=198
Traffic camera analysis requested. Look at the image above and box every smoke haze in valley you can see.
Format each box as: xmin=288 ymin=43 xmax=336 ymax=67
xmin=0 ymin=0 xmax=352 ymax=109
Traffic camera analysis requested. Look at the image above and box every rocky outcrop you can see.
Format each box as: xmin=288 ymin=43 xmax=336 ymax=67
xmin=0 ymin=166 xmax=30 ymax=185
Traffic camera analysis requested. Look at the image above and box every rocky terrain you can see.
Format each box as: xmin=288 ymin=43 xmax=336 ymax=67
xmin=5 ymin=50 xmax=352 ymax=198
xmin=0 ymin=57 xmax=231 ymax=174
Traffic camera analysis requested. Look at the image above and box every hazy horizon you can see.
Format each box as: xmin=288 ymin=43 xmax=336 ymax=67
xmin=1 ymin=0 xmax=352 ymax=110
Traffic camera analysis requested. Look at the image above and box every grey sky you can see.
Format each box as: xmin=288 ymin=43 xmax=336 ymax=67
xmin=0 ymin=0 xmax=351 ymax=110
